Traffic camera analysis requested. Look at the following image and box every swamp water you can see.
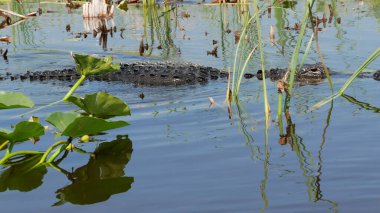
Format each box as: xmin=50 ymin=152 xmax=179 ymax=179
xmin=0 ymin=0 xmax=379 ymax=212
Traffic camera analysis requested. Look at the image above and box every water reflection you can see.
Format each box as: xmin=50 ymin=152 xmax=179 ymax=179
xmin=232 ymin=92 xmax=340 ymax=211
xmin=273 ymin=1 xmax=292 ymax=56
xmin=0 ymin=135 xmax=134 ymax=206
xmin=233 ymin=97 xmax=261 ymax=161
xmin=0 ymin=153 xmax=46 ymax=192
xmin=317 ymin=101 xmax=339 ymax=212
xmin=260 ymin=126 xmax=269 ymax=213
xmin=342 ymin=94 xmax=380 ymax=113
xmin=10 ymin=1 xmax=36 ymax=47
xmin=232 ymin=97 xmax=269 ymax=211
xmin=143 ymin=5 xmax=176 ymax=59
xmin=278 ymin=94 xmax=338 ymax=210
xmin=84 ymin=18 xmax=116 ymax=50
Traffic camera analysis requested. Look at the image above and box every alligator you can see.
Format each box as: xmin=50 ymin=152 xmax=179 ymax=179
xmin=1 ymin=61 xmax=379 ymax=86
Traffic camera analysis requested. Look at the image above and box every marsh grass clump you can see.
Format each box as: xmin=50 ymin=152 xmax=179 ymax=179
xmin=229 ymin=0 xmax=380 ymax=143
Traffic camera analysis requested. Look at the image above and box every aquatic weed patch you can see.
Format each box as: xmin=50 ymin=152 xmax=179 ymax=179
xmin=0 ymin=54 xmax=133 ymax=205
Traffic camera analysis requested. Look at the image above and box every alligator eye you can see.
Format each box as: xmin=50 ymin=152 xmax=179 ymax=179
xmin=311 ymin=68 xmax=318 ymax=72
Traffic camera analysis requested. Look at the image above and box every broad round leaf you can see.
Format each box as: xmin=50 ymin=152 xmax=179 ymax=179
xmin=0 ymin=91 xmax=34 ymax=109
xmin=45 ymin=112 xmax=81 ymax=132
xmin=0 ymin=121 xmax=45 ymax=143
xmin=117 ymin=0 xmax=128 ymax=11
xmin=65 ymin=96 xmax=85 ymax=109
xmin=61 ymin=117 xmax=129 ymax=138
xmin=72 ymin=53 xmax=120 ymax=76
xmin=67 ymin=92 xmax=131 ymax=119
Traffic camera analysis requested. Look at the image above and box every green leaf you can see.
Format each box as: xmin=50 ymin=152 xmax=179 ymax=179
xmin=0 ymin=154 xmax=47 ymax=192
xmin=66 ymin=96 xmax=85 ymax=109
xmin=72 ymin=53 xmax=120 ymax=76
xmin=0 ymin=91 xmax=34 ymax=109
xmin=62 ymin=117 xmax=128 ymax=138
xmin=45 ymin=112 xmax=81 ymax=132
xmin=67 ymin=92 xmax=131 ymax=119
xmin=0 ymin=138 xmax=8 ymax=150
xmin=0 ymin=121 xmax=45 ymax=143
xmin=310 ymin=47 xmax=380 ymax=111
xmin=117 ymin=0 xmax=128 ymax=12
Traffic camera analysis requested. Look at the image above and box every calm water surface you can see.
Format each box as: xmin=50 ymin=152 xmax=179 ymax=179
xmin=0 ymin=0 xmax=379 ymax=212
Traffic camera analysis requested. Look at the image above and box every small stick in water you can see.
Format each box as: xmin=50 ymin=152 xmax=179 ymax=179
xmin=139 ymin=39 xmax=144 ymax=56
xmin=208 ymin=97 xmax=215 ymax=107
xmin=270 ymin=25 xmax=275 ymax=46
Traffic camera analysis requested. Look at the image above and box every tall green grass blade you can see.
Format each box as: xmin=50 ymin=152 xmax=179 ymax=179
xmin=306 ymin=4 xmax=334 ymax=93
xmin=336 ymin=47 xmax=380 ymax=95
xmin=299 ymin=33 xmax=314 ymax=69
xmin=314 ymin=41 xmax=334 ymax=92
xmin=252 ymin=0 xmax=270 ymax=123
xmin=310 ymin=94 xmax=338 ymax=111
xmin=277 ymin=91 xmax=283 ymax=122
xmin=232 ymin=15 xmax=255 ymax=95
xmin=288 ymin=0 xmax=312 ymax=94
xmin=235 ymin=45 xmax=258 ymax=94
xmin=311 ymin=47 xmax=380 ymax=110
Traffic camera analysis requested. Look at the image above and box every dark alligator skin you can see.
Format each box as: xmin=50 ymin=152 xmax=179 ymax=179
xmin=1 ymin=61 xmax=378 ymax=86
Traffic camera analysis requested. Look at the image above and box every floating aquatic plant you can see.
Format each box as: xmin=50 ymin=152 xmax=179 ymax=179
xmin=63 ymin=53 xmax=120 ymax=101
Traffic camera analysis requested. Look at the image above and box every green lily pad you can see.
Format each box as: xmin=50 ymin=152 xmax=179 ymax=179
xmin=117 ymin=0 xmax=128 ymax=12
xmin=0 ymin=154 xmax=47 ymax=192
xmin=0 ymin=91 xmax=34 ymax=109
xmin=0 ymin=121 xmax=45 ymax=143
xmin=72 ymin=53 xmax=120 ymax=76
xmin=46 ymin=112 xmax=81 ymax=132
xmin=61 ymin=117 xmax=128 ymax=138
xmin=66 ymin=92 xmax=131 ymax=119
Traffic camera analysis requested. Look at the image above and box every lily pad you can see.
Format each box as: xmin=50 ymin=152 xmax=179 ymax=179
xmin=46 ymin=112 xmax=81 ymax=132
xmin=117 ymin=0 xmax=128 ymax=12
xmin=61 ymin=117 xmax=128 ymax=138
xmin=0 ymin=91 xmax=34 ymax=109
xmin=72 ymin=53 xmax=120 ymax=76
xmin=66 ymin=92 xmax=131 ymax=119
xmin=0 ymin=121 xmax=45 ymax=143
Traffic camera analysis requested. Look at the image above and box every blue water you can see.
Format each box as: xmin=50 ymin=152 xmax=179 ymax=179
xmin=0 ymin=0 xmax=379 ymax=212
